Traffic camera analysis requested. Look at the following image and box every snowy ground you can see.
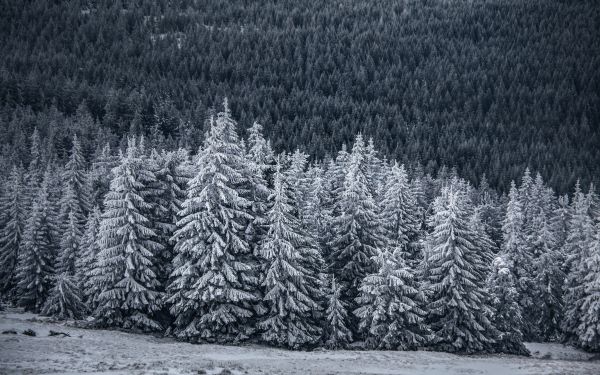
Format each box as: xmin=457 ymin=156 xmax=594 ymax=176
xmin=1 ymin=311 xmax=599 ymax=375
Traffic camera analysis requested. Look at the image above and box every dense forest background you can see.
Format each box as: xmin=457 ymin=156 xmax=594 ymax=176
xmin=0 ymin=0 xmax=599 ymax=193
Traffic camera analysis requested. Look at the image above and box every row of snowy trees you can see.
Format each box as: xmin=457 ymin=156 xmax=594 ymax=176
xmin=0 ymin=100 xmax=599 ymax=353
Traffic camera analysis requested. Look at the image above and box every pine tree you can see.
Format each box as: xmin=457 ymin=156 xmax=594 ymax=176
xmin=168 ymin=108 xmax=258 ymax=343
xmin=258 ymin=163 xmax=322 ymax=349
xmin=25 ymin=127 xmax=44 ymax=206
xmin=149 ymin=149 xmax=190 ymax=291
xmin=354 ymin=247 xmax=430 ymax=350
xmin=57 ymin=208 xmax=83 ymax=275
xmin=76 ymin=206 xmax=102 ymax=309
xmin=247 ymin=121 xmax=274 ymax=175
xmin=0 ymin=165 xmax=25 ymax=296
xmin=328 ymin=135 xmax=382 ymax=326
xmin=425 ymin=183 xmax=497 ymax=353
xmin=364 ymin=137 xmax=384 ymax=199
xmin=324 ymin=276 xmax=353 ymax=349
xmin=94 ymin=138 xmax=163 ymax=331
xmin=562 ymin=182 xmax=595 ymax=344
xmin=488 ymin=256 xmax=530 ymax=355
xmin=15 ymin=169 xmax=56 ymax=312
xmin=40 ymin=273 xmax=87 ymax=320
xmin=60 ymin=134 xmax=90 ymax=224
xmin=285 ymin=149 xmax=309 ymax=220
xmin=304 ymin=165 xmax=334 ymax=252
xmin=243 ymin=122 xmax=272 ymax=271
xmin=527 ymin=174 xmax=563 ymax=340
xmin=379 ymin=162 xmax=421 ymax=267
xmin=502 ymin=180 xmax=537 ymax=338
xmin=88 ymin=142 xmax=118 ymax=209
xmin=576 ymin=222 xmax=600 ymax=352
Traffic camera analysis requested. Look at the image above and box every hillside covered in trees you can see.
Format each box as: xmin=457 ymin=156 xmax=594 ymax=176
xmin=0 ymin=0 xmax=599 ymax=192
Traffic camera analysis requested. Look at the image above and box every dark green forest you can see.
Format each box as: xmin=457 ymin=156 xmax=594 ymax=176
xmin=0 ymin=0 xmax=598 ymax=192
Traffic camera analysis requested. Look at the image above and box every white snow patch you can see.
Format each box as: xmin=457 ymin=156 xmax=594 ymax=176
xmin=1 ymin=312 xmax=599 ymax=375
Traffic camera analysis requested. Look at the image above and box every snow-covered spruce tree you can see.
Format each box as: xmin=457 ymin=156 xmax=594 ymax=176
xmin=93 ymin=138 xmax=163 ymax=331
xmin=324 ymin=276 xmax=353 ymax=349
xmin=149 ymin=149 xmax=190 ymax=291
xmin=40 ymin=273 xmax=87 ymax=320
xmin=25 ymin=127 xmax=44 ymax=206
xmin=285 ymin=149 xmax=310 ymax=220
xmin=354 ymin=247 xmax=430 ymax=350
xmin=576 ymin=221 xmax=600 ymax=352
xmin=168 ymin=110 xmax=258 ymax=343
xmin=41 ymin=204 xmax=87 ymax=319
xmin=76 ymin=206 xmax=102 ymax=309
xmin=59 ymin=134 xmax=90 ymax=226
xmin=328 ymin=134 xmax=383 ymax=330
xmin=57 ymin=207 xmax=83 ymax=275
xmin=326 ymin=144 xmax=350 ymax=207
xmin=304 ymin=164 xmax=334 ymax=253
xmin=469 ymin=209 xmax=495 ymax=284
xmin=488 ymin=256 xmax=530 ymax=355
xmin=562 ymin=182 xmax=595 ymax=344
xmin=243 ymin=122 xmax=272 ymax=272
xmin=424 ymin=183 xmax=497 ymax=353
xmin=257 ymin=162 xmax=323 ymax=349
xmin=364 ymin=137 xmax=385 ymax=199
xmin=88 ymin=142 xmax=118 ymax=209
xmin=379 ymin=162 xmax=422 ymax=267
xmin=15 ymin=169 xmax=56 ymax=312
xmin=527 ymin=174 xmax=564 ymax=341
xmin=502 ymin=180 xmax=537 ymax=338
xmin=0 ymin=165 xmax=25 ymax=297
xmin=247 ymin=121 xmax=274 ymax=177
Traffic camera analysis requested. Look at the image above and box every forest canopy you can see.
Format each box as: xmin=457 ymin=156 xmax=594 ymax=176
xmin=0 ymin=0 xmax=598 ymax=193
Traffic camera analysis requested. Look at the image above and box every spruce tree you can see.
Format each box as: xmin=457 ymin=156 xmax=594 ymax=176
xmin=258 ymin=163 xmax=322 ymax=349
xmin=60 ymin=134 xmax=90 ymax=225
xmin=503 ymin=181 xmax=537 ymax=338
xmin=425 ymin=183 xmax=497 ymax=353
xmin=576 ymin=222 xmax=600 ymax=352
xmin=57 ymin=208 xmax=82 ymax=275
xmin=94 ymin=138 xmax=163 ymax=331
xmin=304 ymin=165 xmax=334 ymax=253
xmin=15 ymin=169 xmax=56 ymax=312
xmin=354 ymin=247 xmax=430 ymax=350
xmin=247 ymin=121 xmax=274 ymax=175
xmin=488 ymin=256 xmax=530 ymax=355
xmin=243 ymin=122 xmax=272 ymax=271
xmin=379 ymin=162 xmax=421 ymax=267
xmin=0 ymin=165 xmax=25 ymax=296
xmin=285 ymin=149 xmax=309 ymax=220
xmin=168 ymin=109 xmax=258 ymax=343
xmin=25 ymin=127 xmax=44 ymax=201
xmin=328 ymin=135 xmax=383 ymax=327
xmin=149 ymin=149 xmax=190 ymax=291
xmin=527 ymin=174 xmax=563 ymax=340
xmin=88 ymin=142 xmax=118 ymax=209
xmin=40 ymin=273 xmax=87 ymax=320
xmin=76 ymin=206 xmax=102 ymax=309
xmin=562 ymin=182 xmax=595 ymax=344
xmin=324 ymin=276 xmax=353 ymax=349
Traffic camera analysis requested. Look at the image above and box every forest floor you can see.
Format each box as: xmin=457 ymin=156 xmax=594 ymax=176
xmin=1 ymin=310 xmax=599 ymax=375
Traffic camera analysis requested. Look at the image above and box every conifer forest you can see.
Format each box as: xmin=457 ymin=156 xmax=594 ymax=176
xmin=0 ymin=0 xmax=600 ymax=373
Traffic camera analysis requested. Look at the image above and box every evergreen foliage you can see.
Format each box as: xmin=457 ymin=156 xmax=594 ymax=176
xmin=168 ymin=104 xmax=258 ymax=343
xmin=354 ymin=247 xmax=430 ymax=350
xmin=94 ymin=138 xmax=163 ymax=331
xmin=258 ymin=163 xmax=322 ymax=349
xmin=0 ymin=165 xmax=25 ymax=296
xmin=424 ymin=183 xmax=497 ymax=353
xmin=16 ymin=169 xmax=56 ymax=312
